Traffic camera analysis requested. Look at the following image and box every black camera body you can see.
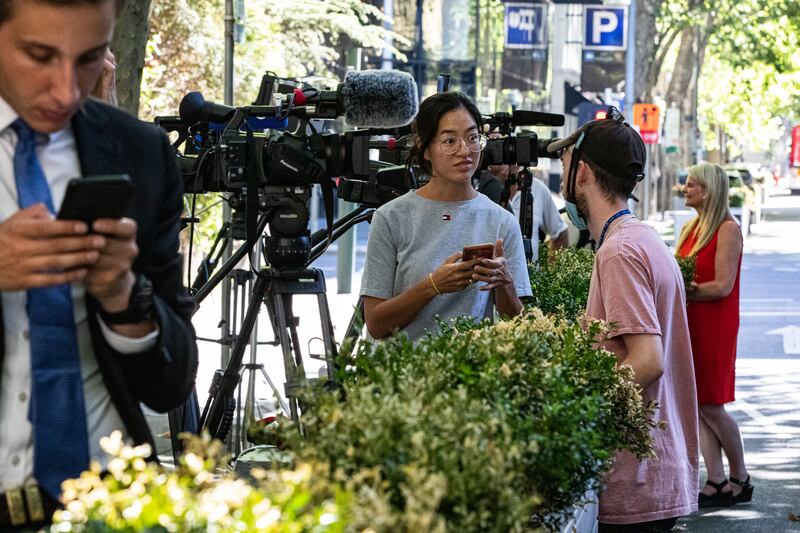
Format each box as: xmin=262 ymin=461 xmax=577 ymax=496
xmin=156 ymin=78 xmax=415 ymax=268
xmin=482 ymin=133 xmax=559 ymax=168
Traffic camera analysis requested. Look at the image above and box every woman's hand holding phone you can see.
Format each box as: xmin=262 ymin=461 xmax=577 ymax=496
xmin=470 ymin=240 xmax=513 ymax=291
xmin=429 ymin=251 xmax=483 ymax=295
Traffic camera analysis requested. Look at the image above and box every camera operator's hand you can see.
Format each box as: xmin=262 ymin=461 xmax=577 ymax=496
xmin=429 ymin=251 xmax=482 ymax=294
xmin=487 ymin=163 xmax=510 ymax=181
xmin=0 ymin=204 xmax=103 ymax=291
xmin=486 ymin=132 xmax=510 ymax=182
xmin=472 ymin=240 xmax=513 ymax=291
xmin=84 ymin=218 xmax=139 ymax=313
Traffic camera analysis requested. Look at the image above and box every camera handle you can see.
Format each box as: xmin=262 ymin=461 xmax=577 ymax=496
xmin=516 ymin=166 xmax=535 ymax=263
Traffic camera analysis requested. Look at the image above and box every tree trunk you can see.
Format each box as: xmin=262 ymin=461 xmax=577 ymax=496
xmin=665 ymin=11 xmax=714 ymax=170
xmin=634 ymin=0 xmax=660 ymax=101
xmin=111 ymin=0 xmax=153 ymax=117
xmin=658 ymin=11 xmax=715 ymax=214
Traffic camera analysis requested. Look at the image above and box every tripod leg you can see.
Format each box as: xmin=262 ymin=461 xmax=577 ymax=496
xmin=202 ymin=274 xmax=269 ymax=440
xmin=241 ymin=325 xmax=261 ymax=452
xmin=271 ymin=291 xmax=302 ymax=425
xmin=316 ymin=290 xmax=339 ymax=383
xmin=259 ymin=366 xmax=290 ymax=414
xmin=344 ymin=296 xmax=365 ymax=341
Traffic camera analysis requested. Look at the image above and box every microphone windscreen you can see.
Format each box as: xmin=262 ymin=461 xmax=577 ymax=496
xmin=512 ymin=110 xmax=565 ymax=127
xmin=179 ymin=92 xmax=205 ymax=124
xmin=180 ymin=92 xmax=235 ymax=125
xmin=342 ymin=70 xmax=419 ymax=128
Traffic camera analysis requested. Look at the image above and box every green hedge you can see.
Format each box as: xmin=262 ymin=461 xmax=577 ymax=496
xmin=282 ymin=311 xmax=662 ymax=532
xmin=527 ymin=247 xmax=595 ymax=320
xmin=55 ymin=246 xmax=663 ymax=532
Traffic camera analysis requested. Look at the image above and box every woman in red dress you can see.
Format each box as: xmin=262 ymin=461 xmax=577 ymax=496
xmin=677 ymin=163 xmax=752 ymax=507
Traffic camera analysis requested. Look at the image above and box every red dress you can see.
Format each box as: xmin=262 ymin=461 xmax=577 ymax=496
xmin=678 ymin=222 xmax=742 ymax=405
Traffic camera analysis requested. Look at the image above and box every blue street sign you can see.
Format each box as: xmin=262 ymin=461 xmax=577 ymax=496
xmin=583 ymin=6 xmax=627 ymax=51
xmin=505 ymin=3 xmax=547 ymax=50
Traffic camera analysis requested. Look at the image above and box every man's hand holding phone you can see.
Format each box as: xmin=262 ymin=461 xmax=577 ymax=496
xmin=84 ymin=217 xmax=139 ymax=312
xmin=54 ymin=175 xmax=141 ymax=311
xmin=0 ymin=204 xmax=105 ymax=291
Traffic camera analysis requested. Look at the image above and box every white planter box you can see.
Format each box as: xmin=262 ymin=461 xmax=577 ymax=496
xmin=559 ymin=489 xmax=598 ymax=533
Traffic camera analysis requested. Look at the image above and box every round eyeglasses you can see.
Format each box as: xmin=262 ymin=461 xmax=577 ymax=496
xmin=435 ymin=133 xmax=488 ymax=155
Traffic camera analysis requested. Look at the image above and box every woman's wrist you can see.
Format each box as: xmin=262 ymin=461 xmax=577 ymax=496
xmin=428 ymin=272 xmax=442 ymax=296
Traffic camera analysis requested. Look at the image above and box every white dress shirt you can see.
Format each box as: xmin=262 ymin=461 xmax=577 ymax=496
xmin=0 ymin=96 xmax=158 ymax=491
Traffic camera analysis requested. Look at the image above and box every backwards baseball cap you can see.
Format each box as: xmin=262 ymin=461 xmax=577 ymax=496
xmin=547 ymin=108 xmax=646 ymax=182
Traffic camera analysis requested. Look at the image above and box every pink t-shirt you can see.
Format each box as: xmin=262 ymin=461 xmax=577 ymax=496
xmin=586 ymin=218 xmax=699 ymax=524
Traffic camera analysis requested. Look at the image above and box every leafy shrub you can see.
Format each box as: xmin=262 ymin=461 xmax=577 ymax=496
xmin=527 ymin=247 xmax=596 ymax=320
xmin=728 ymin=189 xmax=746 ymax=207
xmin=675 ymin=254 xmax=697 ymax=286
xmin=282 ymin=310 xmax=661 ymax=532
xmin=51 ymin=432 xmax=354 ymax=533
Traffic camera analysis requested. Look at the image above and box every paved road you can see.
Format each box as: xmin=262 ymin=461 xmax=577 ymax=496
xmin=677 ymin=195 xmax=800 ymax=533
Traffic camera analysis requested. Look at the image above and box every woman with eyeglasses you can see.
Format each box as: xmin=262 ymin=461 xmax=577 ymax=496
xmin=677 ymin=163 xmax=752 ymax=508
xmin=359 ymin=92 xmax=531 ymax=342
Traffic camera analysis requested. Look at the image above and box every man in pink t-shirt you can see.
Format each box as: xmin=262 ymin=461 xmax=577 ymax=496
xmin=548 ymin=110 xmax=699 ymax=532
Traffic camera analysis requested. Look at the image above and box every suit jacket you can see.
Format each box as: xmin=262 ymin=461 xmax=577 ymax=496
xmin=0 ymin=99 xmax=199 ymax=451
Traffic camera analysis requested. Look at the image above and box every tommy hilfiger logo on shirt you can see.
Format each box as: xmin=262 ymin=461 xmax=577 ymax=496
xmin=442 ymin=214 xmax=451 ymax=221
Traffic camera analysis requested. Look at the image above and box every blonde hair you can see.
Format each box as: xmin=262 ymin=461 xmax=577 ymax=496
xmin=676 ymin=163 xmax=731 ymax=256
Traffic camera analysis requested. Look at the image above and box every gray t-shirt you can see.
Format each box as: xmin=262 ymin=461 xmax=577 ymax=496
xmin=360 ymin=190 xmax=532 ymax=342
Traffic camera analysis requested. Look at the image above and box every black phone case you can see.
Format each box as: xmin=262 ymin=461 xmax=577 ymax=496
xmin=57 ymin=175 xmax=136 ymax=224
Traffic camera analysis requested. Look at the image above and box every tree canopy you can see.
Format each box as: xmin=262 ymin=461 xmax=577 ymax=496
xmin=139 ymin=0 xmax=406 ymax=120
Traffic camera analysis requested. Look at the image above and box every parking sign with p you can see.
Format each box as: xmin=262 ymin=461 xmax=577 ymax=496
xmin=584 ymin=6 xmax=627 ymax=50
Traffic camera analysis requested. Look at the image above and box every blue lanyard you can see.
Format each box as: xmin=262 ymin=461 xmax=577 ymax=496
xmin=598 ymin=209 xmax=631 ymax=248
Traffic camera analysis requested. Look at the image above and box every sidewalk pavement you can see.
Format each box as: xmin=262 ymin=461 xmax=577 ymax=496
xmin=677 ymin=193 xmax=800 ymax=532
xmin=676 ymin=359 xmax=800 ymax=533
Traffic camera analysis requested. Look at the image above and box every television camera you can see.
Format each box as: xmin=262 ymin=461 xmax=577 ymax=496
xmin=156 ymin=69 xmax=419 ymax=271
xmin=156 ymin=70 xmax=419 ymax=444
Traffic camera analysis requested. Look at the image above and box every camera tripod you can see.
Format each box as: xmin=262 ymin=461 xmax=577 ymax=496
xmin=200 ymin=265 xmax=336 ymax=442
xmin=499 ymin=166 xmax=537 ymax=263
xmin=187 ymin=203 xmax=374 ymax=448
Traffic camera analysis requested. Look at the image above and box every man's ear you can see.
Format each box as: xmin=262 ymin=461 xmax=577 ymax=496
xmin=575 ymin=160 xmax=592 ymax=188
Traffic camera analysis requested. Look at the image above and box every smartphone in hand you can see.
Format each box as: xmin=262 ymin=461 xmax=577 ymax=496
xmin=57 ymin=175 xmax=135 ymax=226
xmin=462 ymin=243 xmax=495 ymax=261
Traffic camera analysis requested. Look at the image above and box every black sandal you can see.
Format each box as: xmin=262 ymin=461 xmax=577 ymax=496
xmin=698 ymin=479 xmax=733 ymax=508
xmin=729 ymin=475 xmax=754 ymax=504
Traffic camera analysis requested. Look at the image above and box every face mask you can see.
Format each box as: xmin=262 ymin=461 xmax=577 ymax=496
xmin=564 ymin=200 xmax=588 ymax=231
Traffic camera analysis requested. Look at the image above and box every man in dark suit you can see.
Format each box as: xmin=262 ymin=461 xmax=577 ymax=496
xmin=0 ymin=0 xmax=197 ymax=529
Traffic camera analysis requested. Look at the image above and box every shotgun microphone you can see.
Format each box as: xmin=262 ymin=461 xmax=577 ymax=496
xmin=511 ymin=110 xmax=565 ymax=127
xmin=292 ymin=70 xmax=419 ymax=128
